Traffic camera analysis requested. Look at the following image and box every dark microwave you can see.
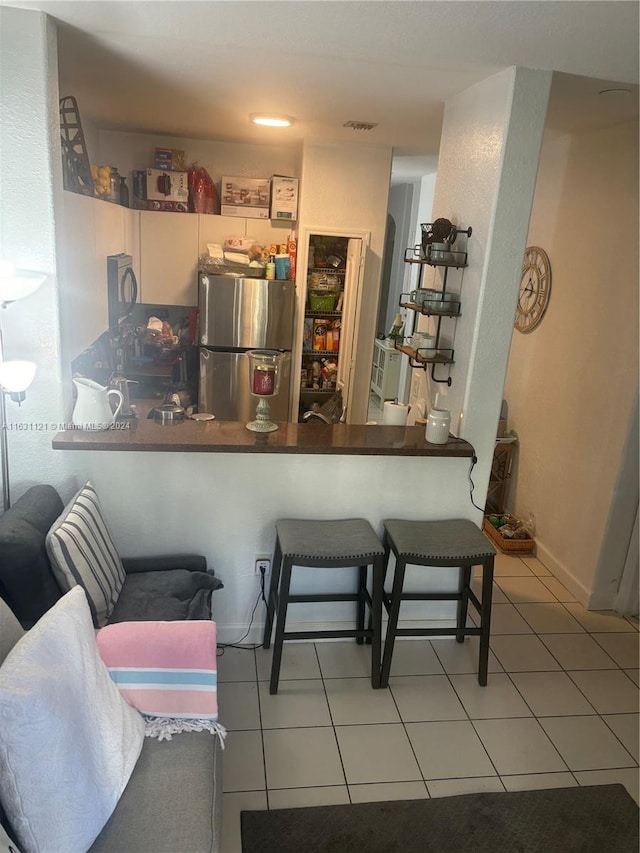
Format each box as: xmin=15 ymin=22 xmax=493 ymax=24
xmin=107 ymin=253 xmax=138 ymax=329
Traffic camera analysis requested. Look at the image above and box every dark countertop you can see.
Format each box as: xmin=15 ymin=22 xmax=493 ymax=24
xmin=52 ymin=407 xmax=474 ymax=457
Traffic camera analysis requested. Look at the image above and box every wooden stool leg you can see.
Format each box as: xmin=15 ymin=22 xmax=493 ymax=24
xmin=370 ymin=555 xmax=384 ymax=688
xmin=380 ymin=556 xmax=406 ymax=688
xmin=367 ymin=538 xmax=391 ymax=646
xmin=356 ymin=564 xmax=367 ymax=645
xmin=263 ymin=536 xmax=283 ymax=649
xmin=478 ymin=556 xmax=495 ymax=686
xmin=456 ymin=565 xmax=472 ymax=643
xmin=269 ymin=558 xmax=293 ymax=694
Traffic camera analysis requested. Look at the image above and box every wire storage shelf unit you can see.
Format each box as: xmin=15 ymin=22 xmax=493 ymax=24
xmin=398 ymin=223 xmax=472 ymax=386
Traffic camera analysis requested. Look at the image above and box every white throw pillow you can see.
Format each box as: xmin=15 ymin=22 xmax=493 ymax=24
xmin=46 ymin=481 xmax=126 ymax=626
xmin=0 ymin=586 xmax=144 ymax=853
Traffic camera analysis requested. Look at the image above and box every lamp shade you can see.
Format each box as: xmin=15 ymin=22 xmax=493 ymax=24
xmin=0 ymin=360 xmax=36 ymax=393
xmin=0 ymin=261 xmax=47 ymax=303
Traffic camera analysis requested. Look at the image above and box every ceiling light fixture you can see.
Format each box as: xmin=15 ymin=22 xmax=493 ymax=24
xmin=250 ymin=114 xmax=294 ymax=128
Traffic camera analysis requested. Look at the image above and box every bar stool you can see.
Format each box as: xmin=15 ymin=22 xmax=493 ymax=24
xmin=380 ymin=519 xmax=496 ymax=687
xmin=262 ymin=518 xmax=385 ymax=694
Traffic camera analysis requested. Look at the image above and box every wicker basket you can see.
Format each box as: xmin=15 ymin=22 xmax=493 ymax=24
xmin=483 ymin=517 xmax=535 ymax=554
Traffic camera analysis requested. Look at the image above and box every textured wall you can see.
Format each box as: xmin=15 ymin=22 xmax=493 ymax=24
xmin=0 ymin=8 xmax=69 ymax=503
xmin=411 ymin=67 xmax=552 ymax=523
xmin=504 ymin=120 xmax=639 ymax=603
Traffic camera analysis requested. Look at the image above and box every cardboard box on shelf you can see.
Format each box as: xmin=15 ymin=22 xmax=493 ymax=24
xmin=131 ymin=170 xmax=189 ymax=212
xmin=270 ymin=175 xmax=298 ymax=221
xmin=220 ymin=176 xmax=270 ymax=220
xmin=154 ymin=147 xmax=186 ymax=171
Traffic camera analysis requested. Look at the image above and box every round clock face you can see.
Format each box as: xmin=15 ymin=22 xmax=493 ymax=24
xmin=515 ymin=246 xmax=552 ymax=333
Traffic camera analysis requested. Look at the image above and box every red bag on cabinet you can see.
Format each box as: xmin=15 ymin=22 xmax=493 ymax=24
xmin=188 ymin=165 xmax=220 ymax=215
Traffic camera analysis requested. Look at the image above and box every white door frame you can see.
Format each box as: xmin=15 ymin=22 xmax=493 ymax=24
xmin=291 ymin=226 xmax=371 ymax=423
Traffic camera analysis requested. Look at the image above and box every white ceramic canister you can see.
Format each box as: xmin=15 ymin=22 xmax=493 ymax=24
xmin=425 ymin=407 xmax=451 ymax=444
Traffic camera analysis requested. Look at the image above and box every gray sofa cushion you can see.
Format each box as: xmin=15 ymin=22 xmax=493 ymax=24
xmin=109 ymin=570 xmax=223 ymax=622
xmin=89 ymin=731 xmax=222 ymax=853
xmin=0 ymin=486 xmax=64 ymax=628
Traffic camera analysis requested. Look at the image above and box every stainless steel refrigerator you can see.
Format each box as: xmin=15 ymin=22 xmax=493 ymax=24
xmin=198 ymin=274 xmax=295 ymax=421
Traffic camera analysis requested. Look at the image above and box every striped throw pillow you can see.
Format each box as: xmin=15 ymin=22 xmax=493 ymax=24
xmin=46 ymin=482 xmax=125 ymax=627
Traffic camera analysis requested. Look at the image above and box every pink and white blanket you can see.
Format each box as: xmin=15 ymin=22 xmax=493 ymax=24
xmin=96 ymin=620 xmax=226 ymax=743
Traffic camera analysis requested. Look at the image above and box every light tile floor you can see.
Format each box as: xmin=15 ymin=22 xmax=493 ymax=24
xmin=218 ymin=551 xmax=639 ymax=853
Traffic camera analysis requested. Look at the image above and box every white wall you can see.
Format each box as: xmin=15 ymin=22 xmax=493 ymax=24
xmin=410 ymin=68 xmax=553 ymax=526
xmin=401 ymin=173 xmax=437 ymax=404
xmin=412 ymin=173 xmax=437 ymax=249
xmin=384 ymin=183 xmax=415 ymax=336
xmin=298 ymin=142 xmax=393 ymax=422
xmin=503 ymin=119 xmax=639 ymax=605
xmin=0 ymin=7 xmax=69 ymax=501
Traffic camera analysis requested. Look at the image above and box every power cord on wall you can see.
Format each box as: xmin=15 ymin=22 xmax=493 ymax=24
xmin=468 ymin=454 xmax=486 ymax=513
xmin=218 ymin=566 xmax=268 ymax=655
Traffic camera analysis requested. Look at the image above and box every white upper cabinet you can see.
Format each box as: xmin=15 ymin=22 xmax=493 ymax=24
xmin=59 ymin=193 xmax=122 ymax=362
xmin=139 ymin=210 xmax=199 ymax=305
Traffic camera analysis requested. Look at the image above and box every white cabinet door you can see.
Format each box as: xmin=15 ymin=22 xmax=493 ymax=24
xmin=59 ymin=193 xmax=122 ymax=363
xmin=139 ymin=211 xmax=199 ymax=305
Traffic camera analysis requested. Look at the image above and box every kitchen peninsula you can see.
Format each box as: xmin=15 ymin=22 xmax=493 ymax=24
xmin=51 ymin=411 xmax=479 ymax=644
xmin=52 ymin=417 xmax=474 ymax=457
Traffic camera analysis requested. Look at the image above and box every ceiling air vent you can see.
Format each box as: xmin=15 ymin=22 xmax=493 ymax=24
xmin=343 ymin=121 xmax=378 ymax=131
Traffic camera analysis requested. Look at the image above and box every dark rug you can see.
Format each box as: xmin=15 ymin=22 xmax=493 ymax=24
xmin=241 ymin=784 xmax=639 ymax=853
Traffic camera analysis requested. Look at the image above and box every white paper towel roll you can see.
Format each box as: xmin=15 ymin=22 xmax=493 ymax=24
xmin=383 ymin=401 xmax=409 ymax=426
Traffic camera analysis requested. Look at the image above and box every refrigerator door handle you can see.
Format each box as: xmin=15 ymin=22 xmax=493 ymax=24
xmin=200 ymin=275 xmax=210 ymax=344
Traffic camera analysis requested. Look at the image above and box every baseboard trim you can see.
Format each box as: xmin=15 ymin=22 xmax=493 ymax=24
xmin=535 ymin=540 xmax=593 ymax=608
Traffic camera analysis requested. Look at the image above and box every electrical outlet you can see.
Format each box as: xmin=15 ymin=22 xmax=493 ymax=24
xmin=255 ymin=557 xmax=271 ymax=575
xmin=412 ymin=374 xmax=420 ymax=397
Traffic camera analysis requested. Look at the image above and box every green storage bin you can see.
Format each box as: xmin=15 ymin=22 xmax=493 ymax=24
xmin=309 ymin=291 xmax=338 ymax=311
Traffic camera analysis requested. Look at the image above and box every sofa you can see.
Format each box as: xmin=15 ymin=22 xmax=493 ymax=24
xmin=0 ymin=593 xmax=223 ymax=853
xmin=0 ymin=482 xmax=225 ymax=852
xmin=0 ymin=484 xmax=223 ymax=629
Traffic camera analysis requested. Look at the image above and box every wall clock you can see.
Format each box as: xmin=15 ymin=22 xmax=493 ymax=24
xmin=514 ymin=246 xmax=551 ymax=333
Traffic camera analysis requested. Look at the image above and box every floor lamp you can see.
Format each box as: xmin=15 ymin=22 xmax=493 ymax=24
xmin=0 ymin=262 xmax=47 ymax=511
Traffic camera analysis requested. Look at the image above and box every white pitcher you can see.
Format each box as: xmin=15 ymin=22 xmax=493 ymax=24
xmin=72 ymin=378 xmax=123 ymax=430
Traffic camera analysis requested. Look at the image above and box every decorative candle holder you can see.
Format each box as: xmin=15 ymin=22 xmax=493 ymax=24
xmin=246 ymin=349 xmax=284 ymax=433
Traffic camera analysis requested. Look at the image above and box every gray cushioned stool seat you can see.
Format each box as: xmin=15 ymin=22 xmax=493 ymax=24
xmin=381 ymin=518 xmax=496 ymax=687
xmin=263 ymin=519 xmax=385 ymax=694
xmin=275 ymin=519 xmax=385 ymax=562
xmin=383 ymin=519 xmax=495 ymax=562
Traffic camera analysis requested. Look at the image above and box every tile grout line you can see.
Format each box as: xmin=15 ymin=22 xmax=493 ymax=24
xmin=487 ymin=565 xmax=636 ymax=783
xmin=385 ymin=666 xmax=433 ymax=798
xmin=251 ymin=646 xmax=270 ymax=810
xmin=313 ymin=642 xmax=353 ymax=803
